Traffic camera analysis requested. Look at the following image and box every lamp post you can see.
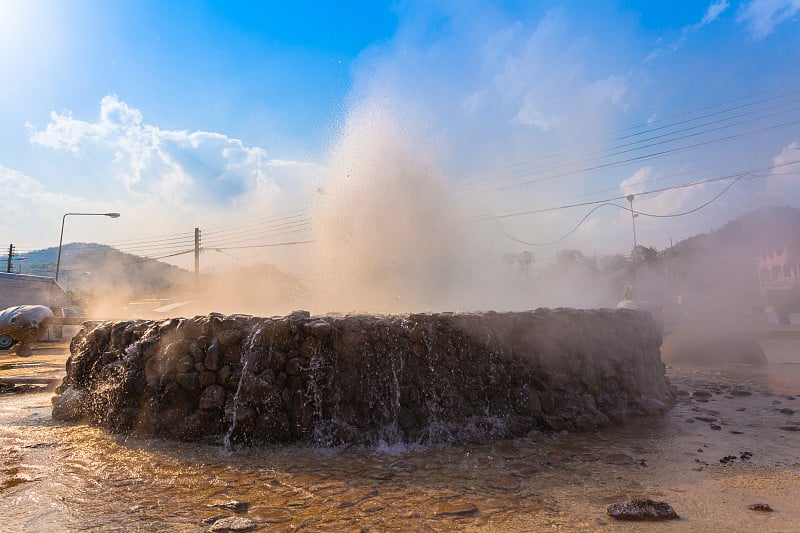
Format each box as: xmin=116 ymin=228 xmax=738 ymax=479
xmin=55 ymin=212 xmax=120 ymax=282
xmin=626 ymin=195 xmax=640 ymax=301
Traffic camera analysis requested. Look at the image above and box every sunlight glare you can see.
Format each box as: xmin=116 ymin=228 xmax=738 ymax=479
xmin=0 ymin=1 xmax=61 ymax=68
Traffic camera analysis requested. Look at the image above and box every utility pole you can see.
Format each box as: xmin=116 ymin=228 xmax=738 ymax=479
xmin=627 ymin=195 xmax=641 ymax=301
xmin=194 ymin=227 xmax=201 ymax=291
xmin=6 ymin=244 xmax=12 ymax=273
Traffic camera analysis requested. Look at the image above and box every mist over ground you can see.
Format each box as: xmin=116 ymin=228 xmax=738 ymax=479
xmin=46 ymin=202 xmax=800 ymax=324
xmin=3 ymin=3 xmax=798 ymax=321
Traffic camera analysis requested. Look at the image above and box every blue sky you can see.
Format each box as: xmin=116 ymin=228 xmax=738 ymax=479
xmin=1 ymin=0 xmax=799 ymax=276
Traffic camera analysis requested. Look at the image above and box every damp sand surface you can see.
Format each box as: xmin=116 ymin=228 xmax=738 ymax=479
xmin=1 ymin=341 xmax=799 ymax=532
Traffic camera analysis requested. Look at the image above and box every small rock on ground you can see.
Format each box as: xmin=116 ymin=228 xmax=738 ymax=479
xmin=748 ymin=503 xmax=774 ymax=512
xmin=607 ymin=499 xmax=679 ymax=521
xmin=209 ymin=516 xmax=258 ymax=532
xmin=434 ymin=502 xmax=479 ymax=518
xmin=209 ymin=500 xmax=250 ymax=512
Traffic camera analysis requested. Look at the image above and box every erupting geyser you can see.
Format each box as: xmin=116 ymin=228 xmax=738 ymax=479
xmin=52 ymin=308 xmax=675 ymax=446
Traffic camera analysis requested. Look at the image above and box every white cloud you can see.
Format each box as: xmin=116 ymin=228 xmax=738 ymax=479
xmin=618 ymin=166 xmax=713 ymax=219
xmin=515 ymin=97 xmax=558 ymax=131
xmin=339 ymin=2 xmax=793 ymax=258
xmin=461 ymin=88 xmax=489 ymax=115
xmin=12 ymin=96 xmax=328 ymax=252
xmin=0 ymin=165 xmax=45 ymax=197
xmin=27 ymin=95 xmax=323 ymax=207
xmin=353 ymin=4 xmax=634 ymax=159
xmin=737 ymin=0 xmax=800 ymax=38
xmin=702 ymin=0 xmax=731 ymax=25
xmin=0 ymin=165 xmax=87 ymax=207
xmin=646 ymin=0 xmax=730 ymax=61
xmin=482 ymin=11 xmax=631 ymax=139
xmin=580 ymin=75 xmax=629 ymax=107
xmin=772 ymin=141 xmax=800 ymax=172
xmin=338 ymin=3 xmax=647 ymax=259
xmin=0 ymin=165 xmax=106 ymax=243
xmin=619 ymin=167 xmax=655 ymax=196
xmin=494 ymin=11 xmax=608 ymax=132
xmin=763 ymin=141 xmax=800 ymax=197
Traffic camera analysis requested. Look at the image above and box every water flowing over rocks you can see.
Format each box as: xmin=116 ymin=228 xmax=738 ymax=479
xmin=51 ymin=308 xmax=675 ymax=446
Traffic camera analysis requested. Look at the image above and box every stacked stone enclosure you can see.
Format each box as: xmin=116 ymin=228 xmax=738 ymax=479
xmin=52 ymin=308 xmax=674 ymax=446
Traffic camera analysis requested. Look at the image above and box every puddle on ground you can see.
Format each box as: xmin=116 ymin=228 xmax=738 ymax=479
xmin=0 ymin=346 xmax=799 ymax=531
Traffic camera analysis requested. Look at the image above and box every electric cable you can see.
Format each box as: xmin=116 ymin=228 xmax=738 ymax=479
xmin=52 ymin=248 xmax=196 ymax=273
xmin=210 ymin=240 xmax=314 ymax=251
xmin=106 ymin=232 xmax=195 ymax=247
xmin=452 ymin=86 xmax=800 ymax=192
xmin=201 ymin=208 xmax=310 ymax=236
xmin=493 ymin=202 xmax=620 ymax=246
xmin=473 ymin=159 xmax=800 ymax=221
xmin=489 ymin=166 xmax=785 ymax=246
xmin=200 ymin=219 xmax=312 ymax=245
xmin=482 ymin=118 xmax=800 ymax=193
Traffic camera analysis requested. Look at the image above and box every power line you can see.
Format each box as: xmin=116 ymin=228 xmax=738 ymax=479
xmin=453 ymin=95 xmax=800 ymax=195
xmin=493 ymin=203 xmax=622 ymax=247
xmin=574 ymin=103 xmax=799 ymax=171
xmin=53 ymin=242 xmax=196 ymax=261
xmin=486 ymin=161 xmax=799 ymax=246
xmin=452 ymin=86 xmax=800 ymax=192
xmin=618 ymin=89 xmax=800 ymax=139
xmin=201 ymin=218 xmax=312 ymax=245
xmin=491 ymin=177 xmax=745 ymax=247
xmin=52 ymin=248 xmax=196 ymax=273
xmin=467 ymin=117 xmax=800 ymax=195
xmin=509 ymin=158 xmax=757 ymax=214
xmin=105 ymin=231 xmax=195 ymax=247
xmin=210 ymin=240 xmax=314 ymax=251
xmin=473 ymin=159 xmax=800 ymax=222
xmin=203 ymin=227 xmax=312 ymax=248
xmin=632 ymin=177 xmax=746 ymax=218
xmin=201 ymin=208 xmax=310 ymax=236
xmin=113 ymin=240 xmax=197 ymax=254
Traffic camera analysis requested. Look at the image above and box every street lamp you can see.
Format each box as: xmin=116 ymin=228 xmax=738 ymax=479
xmin=626 ymin=195 xmax=640 ymax=301
xmin=55 ymin=212 xmax=120 ymax=282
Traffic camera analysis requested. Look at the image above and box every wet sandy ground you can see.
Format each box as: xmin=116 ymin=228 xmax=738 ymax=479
xmin=0 ymin=339 xmax=799 ymax=532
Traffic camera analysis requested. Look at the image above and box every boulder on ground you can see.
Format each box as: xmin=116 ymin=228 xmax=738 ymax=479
xmin=51 ymin=308 xmax=675 ymax=446
xmin=607 ymin=499 xmax=679 ymax=521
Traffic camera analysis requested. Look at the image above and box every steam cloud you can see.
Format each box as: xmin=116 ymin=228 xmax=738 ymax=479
xmin=310 ymin=101 xmax=463 ymax=313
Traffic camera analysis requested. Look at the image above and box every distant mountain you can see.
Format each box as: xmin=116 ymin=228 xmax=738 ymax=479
xmin=1 ymin=242 xmax=191 ymax=302
xmin=672 ymin=206 xmax=800 ymax=257
xmin=532 ymin=205 xmax=800 ymax=311
xmin=0 ymin=243 xmax=305 ymax=318
xmin=3 ymin=206 xmax=797 ymax=316
xmin=665 ymin=205 xmax=800 ymax=306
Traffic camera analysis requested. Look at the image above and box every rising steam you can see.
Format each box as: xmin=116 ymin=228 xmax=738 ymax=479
xmin=310 ymin=101 xmax=463 ymax=314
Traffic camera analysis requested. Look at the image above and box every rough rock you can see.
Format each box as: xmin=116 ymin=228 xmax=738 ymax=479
xmin=50 ymin=386 xmax=89 ymax=421
xmin=748 ymin=503 xmax=773 ymax=512
xmin=607 ymin=499 xmax=680 ymax=521
xmin=208 ymin=516 xmax=257 ymax=532
xmin=51 ymin=308 xmax=674 ymax=446
xmin=209 ymin=501 xmax=250 ymax=513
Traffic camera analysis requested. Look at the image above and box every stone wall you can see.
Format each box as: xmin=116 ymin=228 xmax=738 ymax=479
xmin=52 ymin=308 xmax=675 ymax=446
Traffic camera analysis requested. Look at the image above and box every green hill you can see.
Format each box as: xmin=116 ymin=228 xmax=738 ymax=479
xmin=1 ymin=243 xmax=191 ymax=307
xmin=669 ymin=206 xmax=800 ymax=296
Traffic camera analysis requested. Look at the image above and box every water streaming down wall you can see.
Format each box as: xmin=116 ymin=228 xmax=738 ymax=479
xmin=51 ymin=308 xmax=675 ymax=446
